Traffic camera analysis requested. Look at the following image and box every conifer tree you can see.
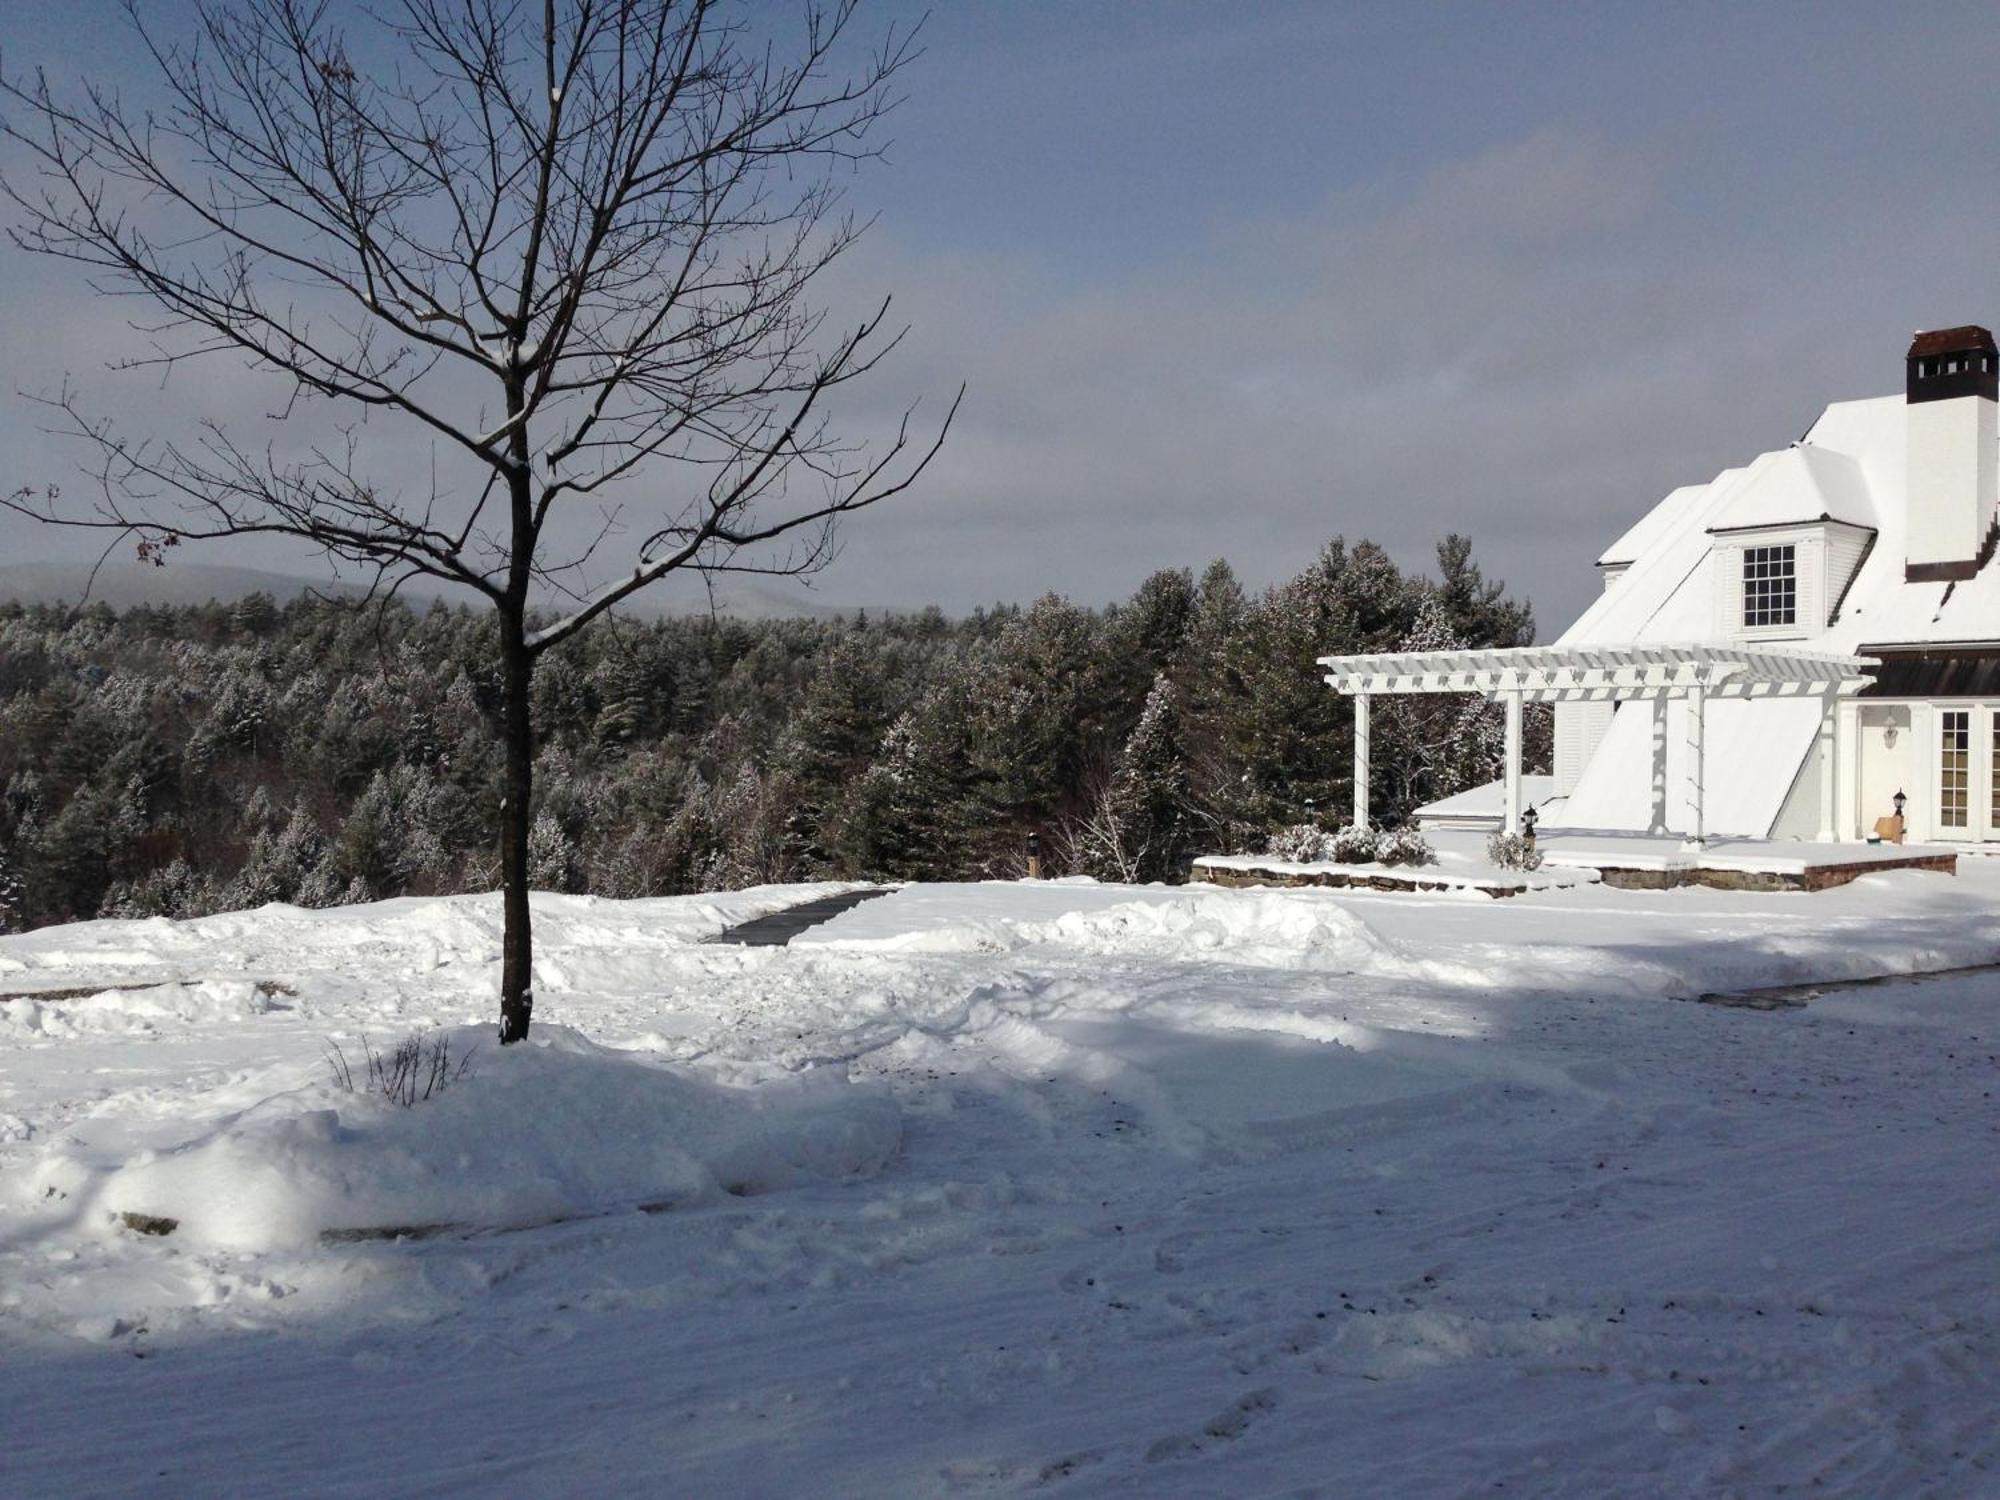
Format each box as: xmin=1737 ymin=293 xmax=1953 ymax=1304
xmin=0 ymin=843 xmax=24 ymax=935
xmin=1105 ymin=674 xmax=1196 ymax=882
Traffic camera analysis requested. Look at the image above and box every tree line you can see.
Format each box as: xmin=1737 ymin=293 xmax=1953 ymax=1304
xmin=0 ymin=534 xmax=1544 ymax=934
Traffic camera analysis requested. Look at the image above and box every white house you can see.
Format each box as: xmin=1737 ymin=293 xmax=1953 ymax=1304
xmin=1325 ymin=324 xmax=2000 ymax=849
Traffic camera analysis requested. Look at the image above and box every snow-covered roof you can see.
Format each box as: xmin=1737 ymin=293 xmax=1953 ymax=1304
xmin=1702 ymin=444 xmax=1877 ymax=535
xmin=1562 ymin=392 xmax=2000 ymax=652
xmin=1596 ymin=482 xmax=1711 ymax=568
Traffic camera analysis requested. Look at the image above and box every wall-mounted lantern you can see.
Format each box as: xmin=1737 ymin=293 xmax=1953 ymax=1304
xmin=1893 ymin=789 xmax=1907 ymax=820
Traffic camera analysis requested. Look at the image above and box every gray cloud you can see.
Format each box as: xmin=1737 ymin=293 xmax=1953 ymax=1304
xmin=6 ymin=2 xmax=1999 ymax=640
xmin=800 ymin=124 xmax=1983 ymax=632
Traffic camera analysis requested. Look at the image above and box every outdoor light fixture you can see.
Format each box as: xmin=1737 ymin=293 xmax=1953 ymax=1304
xmin=1522 ymin=805 xmax=1539 ymax=843
xmin=1894 ymin=789 xmax=1907 ymax=819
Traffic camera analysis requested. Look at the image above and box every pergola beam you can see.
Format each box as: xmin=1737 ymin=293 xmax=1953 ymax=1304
xmin=1320 ymin=642 xmax=1878 ymax=700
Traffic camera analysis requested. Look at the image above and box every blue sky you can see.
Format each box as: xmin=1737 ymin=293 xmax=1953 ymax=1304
xmin=5 ymin=1 xmax=1999 ymax=632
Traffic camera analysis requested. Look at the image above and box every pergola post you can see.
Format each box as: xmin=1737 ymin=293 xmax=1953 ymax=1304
xmin=1352 ymin=692 xmax=1371 ymax=829
xmin=1502 ymin=691 xmax=1523 ymax=836
xmin=1835 ymin=696 xmax=1862 ymax=840
xmin=1816 ymin=687 xmax=1840 ymax=843
xmin=1683 ymin=680 xmax=1706 ymax=849
xmin=1649 ymin=694 xmax=1670 ymax=835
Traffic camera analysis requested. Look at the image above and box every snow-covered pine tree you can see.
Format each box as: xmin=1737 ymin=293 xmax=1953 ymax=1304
xmin=779 ymin=638 xmax=890 ymax=874
xmin=1104 ymin=674 xmax=1196 ymax=882
xmin=1210 ymin=539 xmax=1416 ymax=836
xmin=0 ymin=842 xmax=24 ymax=934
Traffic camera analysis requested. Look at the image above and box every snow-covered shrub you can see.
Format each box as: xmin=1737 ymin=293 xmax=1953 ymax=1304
xmin=1329 ymin=824 xmax=1383 ymax=864
xmin=1485 ymin=830 xmax=1543 ymax=871
xmin=1376 ymin=827 xmax=1436 ymax=867
xmin=1265 ymin=823 xmax=1335 ymax=863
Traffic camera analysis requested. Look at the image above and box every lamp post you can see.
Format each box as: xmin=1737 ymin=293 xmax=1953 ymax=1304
xmin=1026 ymin=831 xmax=1042 ymax=881
xmin=1522 ymin=804 xmax=1539 ymax=849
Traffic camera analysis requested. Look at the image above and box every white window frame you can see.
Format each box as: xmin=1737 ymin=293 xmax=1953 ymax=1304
xmin=1939 ymin=706 xmax=1972 ymax=833
xmin=1742 ymin=543 xmax=1798 ymax=630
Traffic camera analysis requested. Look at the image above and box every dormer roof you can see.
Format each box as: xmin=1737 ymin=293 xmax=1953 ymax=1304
xmin=1701 ymin=444 xmax=1877 ymax=536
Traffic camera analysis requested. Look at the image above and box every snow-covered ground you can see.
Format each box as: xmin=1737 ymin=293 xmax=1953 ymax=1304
xmin=3 ymin=870 xmax=1998 ymax=1496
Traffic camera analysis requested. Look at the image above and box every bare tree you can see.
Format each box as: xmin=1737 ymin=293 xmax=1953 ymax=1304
xmin=0 ymin=0 xmax=958 ymax=1042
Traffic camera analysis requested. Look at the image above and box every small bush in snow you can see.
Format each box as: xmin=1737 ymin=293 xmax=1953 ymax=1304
xmin=1376 ymin=827 xmax=1437 ymax=867
xmin=1265 ymin=823 xmax=1335 ymax=863
xmin=1485 ymin=830 xmax=1543 ymax=871
xmin=1329 ymin=824 xmax=1384 ymax=864
xmin=326 ymin=1031 xmax=477 ymax=1108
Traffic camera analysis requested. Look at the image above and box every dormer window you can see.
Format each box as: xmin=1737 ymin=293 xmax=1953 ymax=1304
xmin=1743 ymin=544 xmax=1796 ymax=628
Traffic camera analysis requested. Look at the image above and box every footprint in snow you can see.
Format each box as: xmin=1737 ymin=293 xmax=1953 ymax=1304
xmin=1143 ymin=1388 xmax=1279 ymax=1463
xmin=1033 ymin=1449 xmax=1106 ymax=1487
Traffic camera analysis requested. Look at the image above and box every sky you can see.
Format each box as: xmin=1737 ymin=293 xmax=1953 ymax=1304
xmin=3 ymin=1 xmax=2000 ymax=635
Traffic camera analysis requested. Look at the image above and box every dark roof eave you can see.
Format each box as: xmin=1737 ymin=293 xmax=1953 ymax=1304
xmin=1705 ymin=516 xmax=1878 ymax=538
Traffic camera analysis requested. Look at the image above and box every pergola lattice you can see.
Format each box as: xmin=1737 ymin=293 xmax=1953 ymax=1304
xmin=1317 ymin=643 xmax=1880 ymax=844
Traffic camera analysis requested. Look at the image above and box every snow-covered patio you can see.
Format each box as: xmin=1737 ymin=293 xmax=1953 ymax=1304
xmin=4 ymin=872 xmax=1998 ymax=1495
xmin=1195 ymin=826 xmax=1959 ymax=896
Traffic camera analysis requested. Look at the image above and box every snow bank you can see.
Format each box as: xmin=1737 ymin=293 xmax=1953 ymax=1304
xmin=811 ymin=888 xmax=1401 ymax=972
xmin=0 ymin=980 xmax=275 ymax=1038
xmin=1024 ymin=894 xmax=1398 ymax=970
xmin=32 ymin=1025 xmax=899 ymax=1251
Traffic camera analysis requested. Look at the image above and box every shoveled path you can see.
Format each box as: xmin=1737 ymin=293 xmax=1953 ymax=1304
xmin=710 ymin=887 xmax=892 ymax=947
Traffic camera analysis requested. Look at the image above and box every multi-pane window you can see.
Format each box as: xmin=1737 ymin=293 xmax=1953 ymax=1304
xmin=1940 ymin=710 xmax=1970 ymax=830
xmin=1990 ymin=719 xmax=2000 ymax=831
xmin=1742 ymin=544 xmax=1797 ymax=628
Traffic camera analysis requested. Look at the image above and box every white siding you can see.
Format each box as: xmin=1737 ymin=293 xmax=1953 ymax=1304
xmin=1905 ymin=396 xmax=1998 ymax=569
xmin=1824 ymin=527 xmax=1871 ymax=620
xmin=1553 ymin=699 xmax=1616 ymax=797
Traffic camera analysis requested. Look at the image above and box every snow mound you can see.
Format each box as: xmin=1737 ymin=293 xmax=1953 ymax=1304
xmin=0 ymin=980 xmax=275 ymax=1038
xmin=819 ymin=892 xmax=1398 ymax=972
xmin=33 ymin=1025 xmax=899 ymax=1251
xmin=1026 ymin=895 xmax=1397 ymax=969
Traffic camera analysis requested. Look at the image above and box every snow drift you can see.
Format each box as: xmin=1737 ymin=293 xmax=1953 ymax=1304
xmin=806 ymin=886 xmax=1403 ymax=972
xmin=0 ymin=980 xmax=276 ymax=1039
xmin=31 ymin=1025 xmax=899 ymax=1251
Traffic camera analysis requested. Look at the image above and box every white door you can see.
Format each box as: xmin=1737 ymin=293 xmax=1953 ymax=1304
xmin=1857 ymin=705 xmax=1911 ymax=838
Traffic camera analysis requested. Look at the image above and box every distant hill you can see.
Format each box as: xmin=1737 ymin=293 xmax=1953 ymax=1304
xmin=0 ymin=561 xmax=374 ymax=610
xmin=0 ymin=561 xmax=858 ymax=621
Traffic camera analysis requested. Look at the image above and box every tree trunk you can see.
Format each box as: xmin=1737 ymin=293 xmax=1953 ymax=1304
xmin=497 ymin=619 xmax=535 ymax=1044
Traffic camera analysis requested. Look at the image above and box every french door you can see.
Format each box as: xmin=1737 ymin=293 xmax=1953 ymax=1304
xmin=1934 ymin=706 xmax=2000 ymax=842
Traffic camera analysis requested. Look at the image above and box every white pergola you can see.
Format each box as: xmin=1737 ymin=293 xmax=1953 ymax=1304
xmin=1319 ymin=642 xmax=1881 ymax=847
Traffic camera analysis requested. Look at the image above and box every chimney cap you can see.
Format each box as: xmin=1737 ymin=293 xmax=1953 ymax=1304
xmin=1907 ymin=325 xmax=1997 ymax=359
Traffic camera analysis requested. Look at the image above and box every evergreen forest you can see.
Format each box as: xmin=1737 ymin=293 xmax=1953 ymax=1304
xmin=0 ymin=535 xmax=1548 ymax=933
